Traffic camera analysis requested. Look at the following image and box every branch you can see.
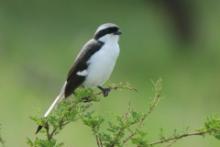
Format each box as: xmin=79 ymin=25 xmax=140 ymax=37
xmin=29 ymin=80 xmax=220 ymax=147
xmin=0 ymin=125 xmax=5 ymax=147
xmin=122 ymin=79 xmax=162 ymax=145
xmin=30 ymin=82 xmax=135 ymax=147
xmin=148 ymin=130 xmax=208 ymax=146
xmin=81 ymin=82 xmax=137 ymax=102
xmin=95 ymin=134 xmax=103 ymax=147
xmin=139 ymin=79 xmax=162 ymax=126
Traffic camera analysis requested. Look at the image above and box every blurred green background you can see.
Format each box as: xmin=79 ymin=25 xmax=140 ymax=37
xmin=0 ymin=0 xmax=220 ymax=146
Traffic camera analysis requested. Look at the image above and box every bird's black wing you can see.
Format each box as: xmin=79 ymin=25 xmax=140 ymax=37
xmin=64 ymin=39 xmax=103 ymax=98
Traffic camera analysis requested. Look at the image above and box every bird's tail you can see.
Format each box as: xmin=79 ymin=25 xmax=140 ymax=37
xmin=35 ymin=81 xmax=67 ymax=134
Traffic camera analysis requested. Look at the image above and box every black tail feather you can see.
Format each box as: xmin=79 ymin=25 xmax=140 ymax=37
xmin=35 ymin=125 xmax=43 ymax=134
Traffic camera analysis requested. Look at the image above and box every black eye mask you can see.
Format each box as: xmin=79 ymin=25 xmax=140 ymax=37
xmin=94 ymin=27 xmax=119 ymax=40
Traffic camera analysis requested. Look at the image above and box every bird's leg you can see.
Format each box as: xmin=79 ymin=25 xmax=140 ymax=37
xmin=98 ymin=86 xmax=111 ymax=97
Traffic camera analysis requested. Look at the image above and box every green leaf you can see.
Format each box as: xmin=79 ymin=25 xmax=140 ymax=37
xmin=204 ymin=117 xmax=220 ymax=140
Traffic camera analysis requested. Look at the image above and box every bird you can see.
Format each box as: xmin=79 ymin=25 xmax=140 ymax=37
xmin=36 ymin=23 xmax=122 ymax=133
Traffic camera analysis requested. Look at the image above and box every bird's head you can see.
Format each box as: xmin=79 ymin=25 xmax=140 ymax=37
xmin=94 ymin=23 xmax=122 ymax=43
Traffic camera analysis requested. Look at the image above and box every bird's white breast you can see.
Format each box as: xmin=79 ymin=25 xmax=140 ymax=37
xmin=82 ymin=39 xmax=120 ymax=87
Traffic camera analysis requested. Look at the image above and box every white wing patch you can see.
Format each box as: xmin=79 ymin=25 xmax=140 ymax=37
xmin=77 ymin=70 xmax=88 ymax=76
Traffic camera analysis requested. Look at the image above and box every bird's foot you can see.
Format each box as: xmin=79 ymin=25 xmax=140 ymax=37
xmin=98 ymin=86 xmax=111 ymax=97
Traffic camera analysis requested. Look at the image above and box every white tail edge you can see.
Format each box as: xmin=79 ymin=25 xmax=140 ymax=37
xmin=43 ymin=81 xmax=67 ymax=117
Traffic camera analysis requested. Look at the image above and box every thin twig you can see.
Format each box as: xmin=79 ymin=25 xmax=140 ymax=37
xmin=148 ymin=130 xmax=208 ymax=146
xmin=110 ymin=112 xmax=138 ymax=147
xmin=95 ymin=134 xmax=101 ymax=147
xmin=122 ymin=131 xmax=136 ymax=144
xmin=165 ymin=139 xmax=177 ymax=147
xmin=139 ymin=80 xmax=162 ymax=126
xmin=111 ymin=128 xmax=127 ymax=147
xmin=122 ymin=79 xmax=162 ymax=145
xmin=99 ymin=136 xmax=103 ymax=147
xmin=0 ymin=125 xmax=5 ymax=147
xmin=139 ymin=92 xmax=161 ymax=127
xmin=49 ymin=128 xmax=57 ymax=140
xmin=45 ymin=123 xmax=51 ymax=140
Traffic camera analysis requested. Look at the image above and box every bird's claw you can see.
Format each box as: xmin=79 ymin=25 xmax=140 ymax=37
xmin=102 ymin=88 xmax=111 ymax=97
xmin=98 ymin=86 xmax=111 ymax=97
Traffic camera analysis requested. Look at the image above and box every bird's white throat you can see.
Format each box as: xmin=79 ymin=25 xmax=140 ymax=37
xmin=98 ymin=34 xmax=119 ymax=44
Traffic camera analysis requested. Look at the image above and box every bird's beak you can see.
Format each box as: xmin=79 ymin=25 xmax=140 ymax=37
xmin=114 ymin=31 xmax=122 ymax=35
